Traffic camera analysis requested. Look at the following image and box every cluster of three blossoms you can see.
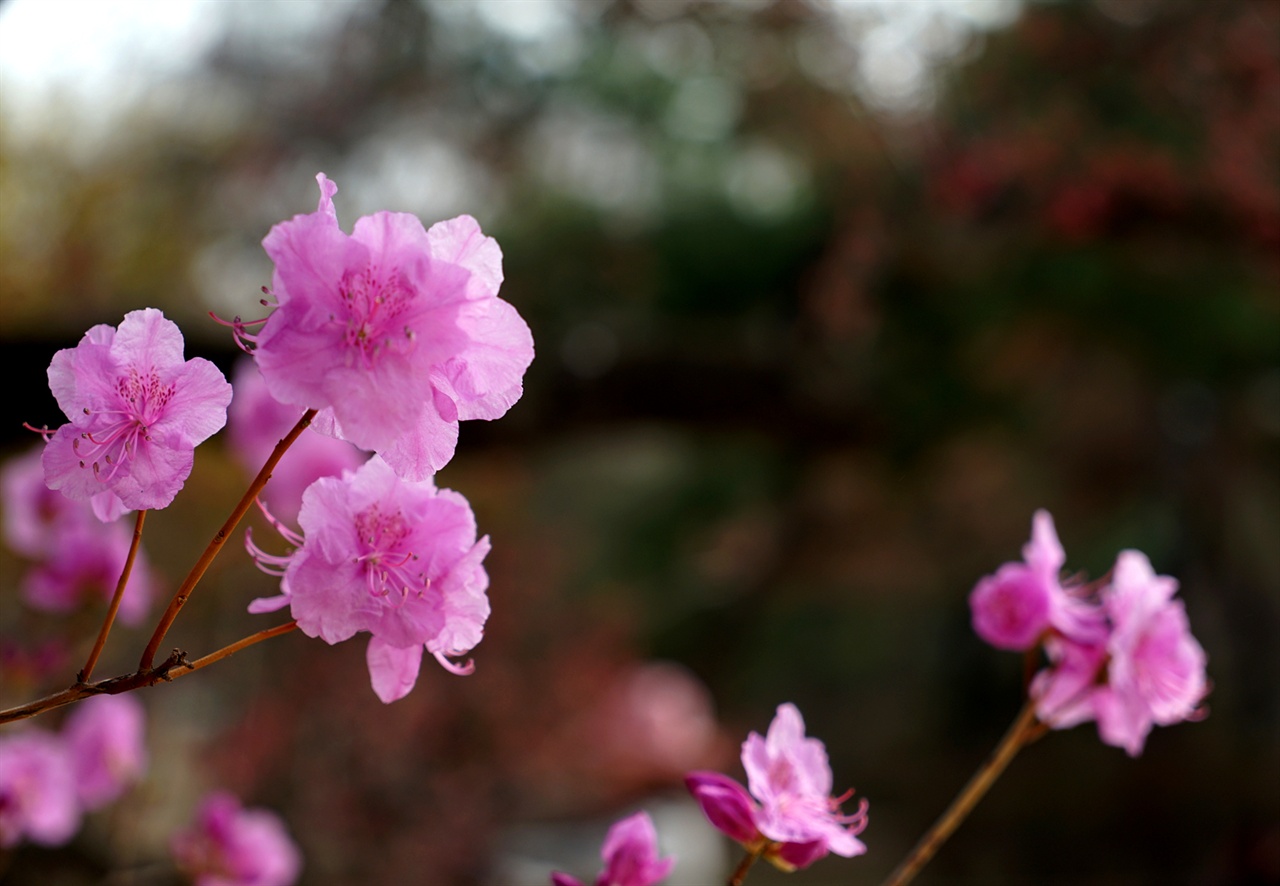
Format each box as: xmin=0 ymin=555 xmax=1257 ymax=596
xmin=37 ymin=173 xmax=534 ymax=702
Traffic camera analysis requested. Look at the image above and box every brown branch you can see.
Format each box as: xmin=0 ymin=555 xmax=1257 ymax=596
xmin=880 ymin=700 xmax=1042 ymax=886
xmin=79 ymin=509 xmax=147 ymax=683
xmin=1 ymin=621 xmax=300 ymax=726
xmin=138 ymin=409 xmax=315 ymax=670
xmin=0 ymin=649 xmax=190 ymax=726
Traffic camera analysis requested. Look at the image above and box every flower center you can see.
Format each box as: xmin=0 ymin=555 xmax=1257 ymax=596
xmin=337 ymin=268 xmax=416 ymax=367
xmin=352 ymin=504 xmax=429 ymax=605
xmin=72 ymin=368 xmax=173 ymax=481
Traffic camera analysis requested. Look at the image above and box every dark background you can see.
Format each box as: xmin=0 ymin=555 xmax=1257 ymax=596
xmin=1 ymin=0 xmax=1277 ymax=883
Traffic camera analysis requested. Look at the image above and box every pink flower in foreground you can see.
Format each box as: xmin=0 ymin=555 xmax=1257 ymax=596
xmin=686 ymin=703 xmax=868 ymax=872
xmin=249 ymin=173 xmax=534 ymax=480
xmin=1091 ymin=550 xmax=1208 ymax=756
xmin=248 ymin=456 xmax=491 ymax=702
xmin=3 ymin=446 xmax=155 ymax=624
xmin=63 ymin=694 xmax=148 ymax=810
xmin=0 ymin=730 xmax=79 ymax=849
xmin=551 ymin=811 xmax=675 ymax=886
xmin=42 ymin=309 xmax=233 ymax=512
xmin=969 ymin=509 xmax=1103 ymax=651
xmin=171 ymin=791 xmax=301 ymax=886
xmin=227 ymin=359 xmax=367 ymax=521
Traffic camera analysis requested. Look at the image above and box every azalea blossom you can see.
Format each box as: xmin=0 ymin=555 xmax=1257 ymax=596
xmin=551 ymin=811 xmax=675 ymax=886
xmin=247 ymin=173 xmax=534 ymax=479
xmin=171 ymin=791 xmax=301 ymax=886
xmin=227 ymin=359 xmax=367 ymax=521
xmin=3 ymin=445 xmax=155 ymax=624
xmin=977 ymin=515 xmax=1210 ymax=755
xmin=1091 ymin=550 xmax=1208 ymax=756
xmin=248 ymin=456 xmax=491 ymax=702
xmin=0 ymin=730 xmax=80 ymax=849
xmin=686 ymin=703 xmax=868 ymax=872
xmin=969 ymin=510 xmax=1103 ymax=651
xmin=41 ymin=308 xmax=233 ymax=513
xmin=63 ymin=694 xmax=148 ymax=810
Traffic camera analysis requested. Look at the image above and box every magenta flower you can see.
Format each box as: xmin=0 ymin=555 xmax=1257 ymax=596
xmin=248 ymin=456 xmax=491 ymax=702
xmin=0 ymin=730 xmax=80 ymax=849
xmin=41 ymin=308 xmax=233 ymax=512
xmin=969 ymin=509 xmax=1103 ymax=651
xmin=227 ymin=359 xmax=367 ymax=521
xmin=551 ymin=811 xmax=675 ymax=886
xmin=171 ymin=791 xmax=301 ymax=886
xmin=63 ymin=694 xmax=148 ymax=810
xmin=3 ymin=445 xmax=155 ymax=624
xmin=249 ymin=173 xmax=534 ymax=480
xmin=1091 ymin=550 xmax=1208 ymax=756
xmin=686 ymin=703 xmax=868 ymax=872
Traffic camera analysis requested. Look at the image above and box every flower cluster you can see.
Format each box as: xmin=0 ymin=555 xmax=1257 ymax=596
xmin=3 ymin=446 xmax=155 ymax=624
xmin=551 ymin=811 xmax=674 ymax=886
xmin=248 ymin=456 xmax=491 ymax=703
xmin=687 ymin=703 xmax=868 ymax=873
xmin=970 ymin=510 xmax=1209 ymax=755
xmin=171 ymin=790 xmax=301 ymax=886
xmin=0 ymin=695 xmax=147 ymax=848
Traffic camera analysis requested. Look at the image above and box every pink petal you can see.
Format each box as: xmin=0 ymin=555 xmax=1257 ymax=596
xmin=366 ymin=637 xmax=424 ymax=703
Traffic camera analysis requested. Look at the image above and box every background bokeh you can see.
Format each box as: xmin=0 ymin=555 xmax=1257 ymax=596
xmin=1 ymin=0 xmax=1277 ymax=883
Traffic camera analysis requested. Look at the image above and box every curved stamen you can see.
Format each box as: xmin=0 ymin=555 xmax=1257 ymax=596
xmin=245 ymin=526 xmax=293 ymax=577
xmin=254 ymin=498 xmax=304 ymax=547
xmin=433 ymin=651 xmax=475 ymax=676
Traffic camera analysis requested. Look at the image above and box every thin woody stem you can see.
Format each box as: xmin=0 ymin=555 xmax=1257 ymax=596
xmin=880 ymin=700 xmax=1042 ymax=886
xmin=728 ymin=846 xmax=762 ymax=886
xmin=0 ymin=622 xmax=298 ymax=726
xmin=79 ymin=509 xmax=147 ymax=684
xmin=139 ymin=409 xmax=316 ymax=670
xmin=169 ymin=620 xmax=298 ymax=679
xmin=0 ymin=649 xmax=192 ymax=725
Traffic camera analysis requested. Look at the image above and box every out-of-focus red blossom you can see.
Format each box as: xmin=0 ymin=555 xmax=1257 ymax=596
xmin=171 ymin=791 xmax=301 ymax=886
xmin=551 ymin=811 xmax=675 ymax=886
xmin=927 ymin=1 xmax=1280 ymax=253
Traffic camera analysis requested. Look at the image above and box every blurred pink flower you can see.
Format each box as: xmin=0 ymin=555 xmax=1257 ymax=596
xmin=0 ymin=730 xmax=80 ymax=849
xmin=63 ymin=695 xmax=148 ymax=810
xmin=250 ymin=173 xmax=533 ymax=480
xmin=1092 ymin=550 xmax=1208 ymax=756
xmin=969 ymin=509 xmax=1104 ymax=651
xmin=171 ymin=791 xmax=301 ymax=886
xmin=227 ymin=359 xmax=367 ymax=521
xmin=686 ymin=703 xmax=868 ymax=872
xmin=551 ymin=811 xmax=675 ymax=886
xmin=3 ymin=445 xmax=155 ymax=624
xmin=248 ymin=456 xmax=491 ymax=702
xmin=41 ymin=309 xmax=233 ymax=512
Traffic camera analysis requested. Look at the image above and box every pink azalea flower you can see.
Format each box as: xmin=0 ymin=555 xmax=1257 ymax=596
xmin=551 ymin=811 xmax=675 ymax=886
xmin=3 ymin=445 xmax=155 ymax=624
xmin=0 ymin=730 xmax=80 ymax=849
xmin=248 ymin=173 xmax=534 ymax=480
xmin=969 ymin=509 xmax=1104 ymax=651
xmin=41 ymin=309 xmax=233 ymax=512
xmin=171 ymin=791 xmax=301 ymax=886
xmin=63 ymin=695 xmax=148 ymax=811
xmin=227 ymin=359 xmax=367 ymax=521
xmin=1091 ymin=550 xmax=1208 ymax=756
xmin=686 ymin=703 xmax=868 ymax=872
xmin=248 ymin=456 xmax=491 ymax=702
